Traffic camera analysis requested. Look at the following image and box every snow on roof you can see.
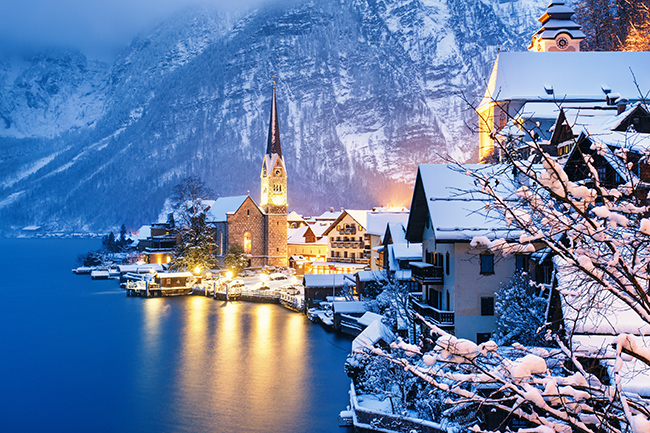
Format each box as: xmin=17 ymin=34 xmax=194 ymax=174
xmin=310 ymin=221 xmax=332 ymax=238
xmin=479 ymin=52 xmax=650 ymax=110
xmin=118 ymin=264 xmax=163 ymax=273
xmin=555 ymin=257 xmax=650 ymax=336
xmin=287 ymin=226 xmax=310 ymax=244
xmin=315 ymin=210 xmax=341 ymax=220
xmin=392 ymin=242 xmax=421 ymax=260
xmin=357 ymin=312 xmax=385 ymax=328
xmin=332 ymin=301 xmax=368 ymax=314
xmin=156 ymin=272 xmax=194 ymax=278
xmin=346 ymin=210 xmax=370 ymax=230
xmin=352 ymin=318 xmax=395 ymax=352
xmin=132 ymin=225 xmax=151 ymax=240
xmin=366 ymin=211 xmax=409 ymax=236
xmin=205 ymin=195 xmax=249 ymax=222
xmin=416 ymin=164 xmax=522 ymax=241
xmin=303 ymin=273 xmax=355 ymax=288
xmin=387 ymin=222 xmax=407 ymax=243
xmin=287 ymin=210 xmax=305 ymax=222
xmin=356 ymin=270 xmax=388 ymax=283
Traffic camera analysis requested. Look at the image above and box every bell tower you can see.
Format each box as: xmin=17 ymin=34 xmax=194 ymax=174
xmin=529 ymin=1 xmax=585 ymax=52
xmin=260 ymin=80 xmax=288 ymax=267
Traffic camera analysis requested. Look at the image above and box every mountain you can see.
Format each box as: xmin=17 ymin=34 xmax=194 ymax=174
xmin=0 ymin=0 xmax=545 ymax=234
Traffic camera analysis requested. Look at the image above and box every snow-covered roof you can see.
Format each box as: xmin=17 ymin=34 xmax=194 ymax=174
xmin=392 ymin=243 xmax=421 ymax=260
xmin=287 ymin=210 xmax=305 ymax=222
xmin=346 ymin=210 xmax=370 ymax=230
xmin=287 ymin=226 xmax=309 ymax=244
xmin=352 ymin=318 xmax=395 ymax=352
xmin=205 ymin=195 xmax=249 ymax=222
xmin=302 ymin=273 xmax=355 ymax=288
xmin=310 ymin=221 xmax=332 ymax=238
xmin=366 ymin=211 xmax=409 ymax=236
xmin=132 ymin=225 xmax=151 ymax=241
xmin=315 ymin=210 xmax=341 ymax=220
xmin=479 ymin=52 xmax=650 ymax=110
xmin=118 ymin=264 xmax=163 ymax=273
xmin=556 ymin=257 xmax=650 ymax=336
xmin=409 ymin=164 xmax=521 ymax=242
xmin=357 ymin=312 xmax=385 ymax=328
xmin=156 ymin=272 xmax=194 ymax=278
xmin=332 ymin=301 xmax=368 ymax=314
xmin=356 ymin=270 xmax=388 ymax=283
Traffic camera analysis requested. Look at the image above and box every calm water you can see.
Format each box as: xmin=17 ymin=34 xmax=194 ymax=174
xmin=0 ymin=238 xmax=354 ymax=433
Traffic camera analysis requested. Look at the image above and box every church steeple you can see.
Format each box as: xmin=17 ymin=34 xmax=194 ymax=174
xmin=266 ymin=82 xmax=282 ymax=157
xmin=529 ymin=1 xmax=585 ymax=52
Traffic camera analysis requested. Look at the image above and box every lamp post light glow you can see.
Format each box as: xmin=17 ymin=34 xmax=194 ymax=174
xmin=225 ymin=270 xmax=233 ymax=280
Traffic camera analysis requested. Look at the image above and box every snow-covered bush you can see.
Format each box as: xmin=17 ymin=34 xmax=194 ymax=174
xmin=494 ymin=272 xmax=553 ymax=347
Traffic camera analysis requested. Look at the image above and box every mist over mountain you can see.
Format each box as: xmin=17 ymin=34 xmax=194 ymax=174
xmin=0 ymin=0 xmax=544 ymax=234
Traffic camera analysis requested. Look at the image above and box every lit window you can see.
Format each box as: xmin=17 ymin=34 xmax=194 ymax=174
xmin=244 ymin=232 xmax=252 ymax=254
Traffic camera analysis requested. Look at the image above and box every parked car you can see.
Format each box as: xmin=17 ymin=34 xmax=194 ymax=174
xmin=269 ymin=272 xmax=287 ymax=281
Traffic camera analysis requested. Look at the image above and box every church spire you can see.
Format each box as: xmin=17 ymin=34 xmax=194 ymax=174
xmin=266 ymin=81 xmax=282 ymax=157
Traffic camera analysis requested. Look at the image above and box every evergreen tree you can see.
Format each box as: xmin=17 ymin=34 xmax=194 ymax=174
xmin=169 ymin=213 xmax=217 ymax=272
xmin=224 ymin=243 xmax=248 ymax=276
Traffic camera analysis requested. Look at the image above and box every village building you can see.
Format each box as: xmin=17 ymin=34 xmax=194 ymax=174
xmin=206 ymin=84 xmax=288 ymax=268
xmin=134 ymin=217 xmax=177 ymax=265
xmin=287 ymin=223 xmax=328 ymax=275
xmin=405 ymin=164 xmax=535 ymax=343
xmin=381 ymin=222 xmax=421 ymax=291
xmin=365 ymin=210 xmax=410 ymax=271
xmin=287 ymin=211 xmax=308 ymax=228
xmin=478 ymin=0 xmax=650 ymax=164
xmin=316 ymin=209 xmax=372 ymax=275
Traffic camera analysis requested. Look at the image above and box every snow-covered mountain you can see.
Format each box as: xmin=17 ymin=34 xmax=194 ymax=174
xmin=0 ymin=0 xmax=545 ymax=234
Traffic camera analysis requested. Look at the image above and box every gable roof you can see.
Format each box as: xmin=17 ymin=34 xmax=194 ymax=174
xmin=479 ymin=52 xmax=650 ymax=110
xmin=322 ymin=209 xmax=371 ymax=236
xmin=366 ymin=211 xmax=410 ymax=237
xmin=406 ymin=164 xmax=521 ymax=243
xmin=205 ymin=195 xmax=249 ymax=222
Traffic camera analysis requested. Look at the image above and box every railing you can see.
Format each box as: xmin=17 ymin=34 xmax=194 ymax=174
xmin=410 ymin=295 xmax=454 ymax=326
xmin=410 ymin=263 xmax=444 ymax=284
xmin=327 ymin=257 xmax=371 ymax=265
xmin=339 ymin=227 xmax=357 ymax=235
xmin=331 ymin=241 xmax=365 ymax=249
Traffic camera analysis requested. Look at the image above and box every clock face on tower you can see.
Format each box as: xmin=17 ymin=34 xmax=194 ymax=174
xmin=274 ymin=168 xmax=282 ymax=176
xmin=556 ymin=35 xmax=569 ymax=50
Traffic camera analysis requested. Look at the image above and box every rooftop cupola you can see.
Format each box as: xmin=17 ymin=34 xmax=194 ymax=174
xmin=529 ymin=1 xmax=585 ymax=52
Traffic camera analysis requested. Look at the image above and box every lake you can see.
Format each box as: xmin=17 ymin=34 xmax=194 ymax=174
xmin=0 ymin=238 xmax=354 ymax=433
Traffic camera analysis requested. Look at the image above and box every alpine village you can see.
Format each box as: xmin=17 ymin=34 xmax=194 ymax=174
xmin=55 ymin=2 xmax=650 ymax=432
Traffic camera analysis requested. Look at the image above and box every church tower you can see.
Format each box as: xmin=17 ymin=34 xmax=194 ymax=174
xmin=260 ymin=82 xmax=288 ymax=267
xmin=529 ymin=1 xmax=585 ymax=52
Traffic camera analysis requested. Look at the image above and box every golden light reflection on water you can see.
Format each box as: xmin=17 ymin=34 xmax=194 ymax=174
xmin=140 ymin=298 xmax=311 ymax=431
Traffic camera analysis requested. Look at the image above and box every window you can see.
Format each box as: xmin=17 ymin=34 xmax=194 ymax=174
xmin=481 ymin=297 xmax=494 ymax=316
xmin=477 ymin=332 xmax=492 ymax=344
xmin=480 ymin=254 xmax=494 ymax=274
xmin=515 ymin=254 xmax=529 ymax=272
xmin=244 ymin=232 xmax=252 ymax=255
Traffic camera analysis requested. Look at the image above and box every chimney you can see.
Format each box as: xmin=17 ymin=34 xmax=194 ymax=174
xmin=330 ymin=207 xmax=334 ymax=212
xmin=617 ymin=99 xmax=628 ymax=115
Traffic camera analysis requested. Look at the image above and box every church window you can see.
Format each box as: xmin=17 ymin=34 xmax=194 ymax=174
xmin=247 ymin=209 xmax=250 ymax=217
xmin=244 ymin=232 xmax=252 ymax=255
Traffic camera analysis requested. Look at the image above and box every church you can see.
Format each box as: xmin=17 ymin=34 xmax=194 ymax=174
xmin=207 ymin=84 xmax=288 ymax=268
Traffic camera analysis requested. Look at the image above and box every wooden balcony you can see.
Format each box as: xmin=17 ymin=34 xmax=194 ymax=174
xmin=410 ymin=262 xmax=444 ymax=285
xmin=410 ymin=295 xmax=454 ymax=326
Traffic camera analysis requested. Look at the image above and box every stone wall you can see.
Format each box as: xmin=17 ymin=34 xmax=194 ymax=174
xmin=227 ymin=197 xmax=266 ymax=267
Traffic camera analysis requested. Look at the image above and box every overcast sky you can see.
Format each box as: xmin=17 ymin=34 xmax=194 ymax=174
xmin=0 ymin=0 xmax=267 ymax=62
